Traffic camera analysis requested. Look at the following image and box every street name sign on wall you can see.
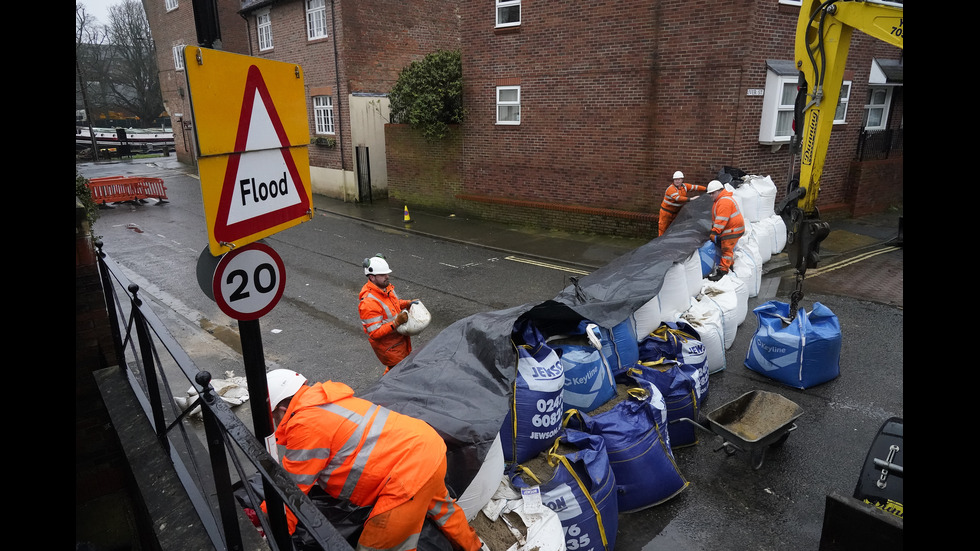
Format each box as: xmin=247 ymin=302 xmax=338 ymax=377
xmin=184 ymin=47 xmax=313 ymax=256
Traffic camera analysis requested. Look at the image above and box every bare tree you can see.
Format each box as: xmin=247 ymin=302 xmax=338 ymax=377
xmin=76 ymin=3 xmax=109 ymax=157
xmin=103 ymin=0 xmax=164 ymax=127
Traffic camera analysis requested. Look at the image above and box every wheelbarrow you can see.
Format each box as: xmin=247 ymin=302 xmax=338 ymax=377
xmin=676 ymin=390 xmax=803 ymax=470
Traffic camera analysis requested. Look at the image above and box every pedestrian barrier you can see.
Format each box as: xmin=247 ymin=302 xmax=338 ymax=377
xmin=87 ymin=176 xmax=169 ymax=205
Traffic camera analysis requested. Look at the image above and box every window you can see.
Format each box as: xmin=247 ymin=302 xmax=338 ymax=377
xmin=496 ymin=86 xmax=520 ymax=125
xmin=165 ymin=0 xmax=178 ymax=12
xmin=172 ymin=44 xmax=185 ymax=71
xmin=306 ymin=0 xmax=327 ymax=41
xmin=759 ymin=61 xmax=798 ymax=144
xmin=314 ymin=96 xmax=335 ymax=134
xmin=496 ymin=0 xmax=521 ymax=28
xmin=257 ymin=10 xmax=273 ymax=51
xmin=778 ymin=0 xmax=802 ymax=6
xmin=834 ymin=81 xmax=851 ymax=124
xmin=862 ymin=86 xmax=892 ymax=131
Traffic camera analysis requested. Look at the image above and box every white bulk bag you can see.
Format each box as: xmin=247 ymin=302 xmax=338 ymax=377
xmin=695 ymin=283 xmax=739 ymax=350
xmin=768 ymin=214 xmax=787 ymax=254
xmin=747 ymin=175 xmax=778 ymax=219
xmin=634 ymin=296 xmax=664 ymax=340
xmin=658 ymin=263 xmax=692 ymax=321
xmin=458 ymin=434 xmax=505 ymax=521
xmin=476 ymin=477 xmax=566 ymax=551
xmin=680 ymin=300 xmax=727 ymax=373
xmin=683 ymin=252 xmax=703 ymax=300
xmin=732 ymin=248 xmax=762 ymax=298
xmin=733 ymin=182 xmax=763 ymax=223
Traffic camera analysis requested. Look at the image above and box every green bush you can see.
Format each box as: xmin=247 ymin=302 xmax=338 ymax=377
xmin=388 ymin=50 xmax=464 ymax=142
xmin=76 ymin=170 xmax=100 ymax=226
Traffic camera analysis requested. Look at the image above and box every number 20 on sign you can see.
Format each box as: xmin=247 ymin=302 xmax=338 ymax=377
xmin=213 ymin=242 xmax=286 ymax=321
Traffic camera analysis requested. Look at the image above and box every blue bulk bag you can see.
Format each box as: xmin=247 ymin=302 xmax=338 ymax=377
xmin=699 ymin=240 xmax=720 ymax=276
xmin=501 ymin=344 xmax=566 ymax=464
xmin=638 ymin=321 xmax=708 ymax=377
xmin=744 ymin=301 xmax=842 ymax=389
xmin=598 ymin=317 xmax=640 ymax=377
xmin=563 ymin=379 xmax=688 ymax=512
xmin=551 ymin=325 xmax=616 ymax=413
xmin=628 ymin=359 xmax=708 ymax=448
xmin=511 ymin=430 xmax=618 ymax=551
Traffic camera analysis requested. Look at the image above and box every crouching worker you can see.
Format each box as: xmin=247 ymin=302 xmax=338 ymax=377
xmin=263 ymin=369 xmax=483 ymax=551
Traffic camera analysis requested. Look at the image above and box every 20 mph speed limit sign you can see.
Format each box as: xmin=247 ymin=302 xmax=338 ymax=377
xmin=213 ymin=242 xmax=286 ymax=321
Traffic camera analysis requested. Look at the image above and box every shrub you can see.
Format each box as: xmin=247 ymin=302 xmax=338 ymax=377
xmin=388 ymin=50 xmax=464 ymax=142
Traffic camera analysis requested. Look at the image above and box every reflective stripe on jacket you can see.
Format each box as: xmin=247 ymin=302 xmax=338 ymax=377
xmin=710 ymin=190 xmax=745 ymax=243
xmin=275 ymin=382 xmax=447 ymax=532
xmin=359 ymin=281 xmax=412 ymax=367
xmin=660 ymin=182 xmax=707 ymax=216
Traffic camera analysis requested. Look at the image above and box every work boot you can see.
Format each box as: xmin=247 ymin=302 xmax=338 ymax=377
xmin=708 ymin=269 xmax=727 ymax=282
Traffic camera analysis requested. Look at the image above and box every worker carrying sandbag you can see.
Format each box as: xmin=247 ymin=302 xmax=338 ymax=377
xmin=262 ymin=369 xmax=483 ymax=551
xmin=359 ymin=254 xmax=423 ymax=374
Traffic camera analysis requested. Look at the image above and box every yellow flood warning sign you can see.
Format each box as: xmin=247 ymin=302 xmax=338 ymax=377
xmin=184 ymin=47 xmax=313 ymax=256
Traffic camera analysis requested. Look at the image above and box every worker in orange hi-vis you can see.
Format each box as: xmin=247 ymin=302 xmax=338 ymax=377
xmin=658 ymin=170 xmax=707 ymax=237
xmin=262 ymin=369 xmax=484 ymax=551
xmin=706 ymin=179 xmax=746 ymax=282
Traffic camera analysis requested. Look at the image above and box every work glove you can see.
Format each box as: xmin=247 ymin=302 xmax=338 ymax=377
xmin=394 ymin=310 xmax=409 ymax=326
xmin=707 ymin=269 xmax=727 ymax=282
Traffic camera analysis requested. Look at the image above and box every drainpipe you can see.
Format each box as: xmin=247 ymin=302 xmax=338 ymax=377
xmin=331 ymin=0 xmax=345 ymax=171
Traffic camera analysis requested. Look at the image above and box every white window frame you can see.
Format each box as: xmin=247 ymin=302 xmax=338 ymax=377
xmin=313 ymin=96 xmax=335 ymax=135
xmin=257 ymin=9 xmax=273 ymax=51
xmin=834 ymin=81 xmax=851 ymax=124
xmin=862 ymin=86 xmax=893 ymax=131
xmin=759 ymin=68 xmax=798 ymax=144
xmin=496 ymin=86 xmax=521 ymax=125
xmin=496 ymin=0 xmax=521 ymax=28
xmin=172 ymin=44 xmax=185 ymax=71
xmin=778 ymin=0 xmax=802 ymax=6
xmin=165 ymin=0 xmax=179 ymax=12
xmin=306 ymin=0 xmax=328 ymax=41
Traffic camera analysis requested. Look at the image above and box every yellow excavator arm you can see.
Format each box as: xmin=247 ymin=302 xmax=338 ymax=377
xmin=782 ymin=0 xmax=903 ymax=314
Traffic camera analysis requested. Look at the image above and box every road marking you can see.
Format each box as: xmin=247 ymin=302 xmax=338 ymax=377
xmin=808 ymin=246 xmax=900 ymax=278
xmin=504 ymin=255 xmax=591 ymax=275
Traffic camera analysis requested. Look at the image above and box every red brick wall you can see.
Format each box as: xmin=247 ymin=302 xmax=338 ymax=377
xmin=386 ymin=124 xmax=462 ymax=209
xmin=847 ymin=157 xmax=904 ymax=218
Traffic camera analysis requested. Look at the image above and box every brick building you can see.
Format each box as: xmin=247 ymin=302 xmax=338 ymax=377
xmin=434 ymin=0 xmax=903 ymax=235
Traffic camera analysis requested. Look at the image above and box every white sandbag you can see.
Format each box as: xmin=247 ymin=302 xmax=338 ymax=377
xmin=740 ymin=223 xmax=771 ymax=264
xmin=682 ymin=252 xmax=703 ymax=300
xmin=733 ymin=182 xmax=763 ymax=223
xmin=680 ymin=300 xmax=727 ymax=373
xmin=701 ymin=273 xmax=748 ymax=332
xmin=747 ymin=175 xmax=778 ymax=219
xmin=633 ymin=296 xmax=663 ymax=340
xmin=768 ymin=214 xmax=787 ymax=254
xmin=396 ymin=301 xmax=431 ymax=336
xmin=658 ymin=263 xmax=692 ymax=320
xmin=694 ymin=282 xmax=738 ymax=350
xmin=732 ymin=248 xmax=762 ymax=298
xmin=458 ymin=434 xmax=505 ymax=521
xmin=477 ymin=477 xmax=566 ymax=551
xmin=751 ymin=220 xmax=775 ymax=262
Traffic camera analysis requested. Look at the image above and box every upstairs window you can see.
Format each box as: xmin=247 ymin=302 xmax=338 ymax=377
xmin=172 ymin=44 xmax=185 ymax=71
xmin=496 ymin=86 xmax=520 ymax=125
xmin=165 ymin=0 xmax=178 ymax=12
xmin=759 ymin=60 xmax=798 ymax=144
xmin=834 ymin=81 xmax=851 ymax=124
xmin=257 ymin=10 xmax=273 ymax=51
xmin=314 ymin=96 xmax=335 ymax=134
xmin=496 ymin=0 xmax=521 ymax=28
xmin=863 ymin=86 xmax=893 ymax=131
xmin=307 ymin=0 xmax=327 ymax=40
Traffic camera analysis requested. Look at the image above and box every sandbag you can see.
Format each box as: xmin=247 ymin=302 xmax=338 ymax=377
xmin=679 ymin=301 xmax=727 ymax=373
xmin=691 ymin=287 xmax=737 ymax=351
xmin=744 ymin=301 xmax=842 ymax=389
xmin=396 ymin=300 xmax=431 ymax=336
xmin=747 ymin=175 xmax=778 ymax=219
xmin=732 ymin=247 xmax=762 ymax=298
xmin=658 ymin=263 xmax=692 ymax=320
xmin=500 ymin=344 xmax=565 ymax=464
xmin=563 ymin=379 xmax=688 ymax=512
xmin=633 ymin=296 xmax=663 ymax=340
xmin=629 ymin=359 xmax=708 ymax=448
xmin=474 ymin=476 xmax=566 ymax=551
xmin=768 ymin=213 xmax=787 ymax=254
xmin=733 ymin=181 xmax=763 ymax=223
xmin=550 ymin=325 xmax=616 ymax=413
xmin=510 ymin=430 xmax=618 ymax=551
xmin=701 ymin=273 xmax=748 ymax=327
xmin=598 ymin=317 xmax=639 ymax=377
xmin=638 ymin=321 xmax=708 ymax=376
xmin=698 ymin=240 xmax=720 ymax=277
xmin=682 ymin=252 xmax=703 ymax=299
xmin=458 ymin=434 xmax=506 ymax=521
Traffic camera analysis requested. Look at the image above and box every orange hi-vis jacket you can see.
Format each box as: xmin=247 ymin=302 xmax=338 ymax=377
xmin=710 ymin=189 xmax=746 ymax=271
xmin=274 ymin=382 xmax=448 ymax=533
xmin=359 ymin=281 xmax=412 ymax=367
xmin=659 ymin=182 xmax=707 ymax=235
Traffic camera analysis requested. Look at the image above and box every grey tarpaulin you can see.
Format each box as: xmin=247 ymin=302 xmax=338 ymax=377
xmin=360 ymin=196 xmax=713 ymax=494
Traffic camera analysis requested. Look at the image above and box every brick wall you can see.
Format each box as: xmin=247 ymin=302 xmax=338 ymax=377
xmin=847 ymin=157 xmax=904 ymax=218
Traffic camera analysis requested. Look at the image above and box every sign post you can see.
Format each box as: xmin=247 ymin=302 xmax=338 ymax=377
xmin=184 ymin=47 xmax=311 ymax=545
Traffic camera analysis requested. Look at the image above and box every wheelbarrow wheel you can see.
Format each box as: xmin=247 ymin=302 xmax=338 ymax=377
xmin=769 ymin=432 xmax=791 ymax=448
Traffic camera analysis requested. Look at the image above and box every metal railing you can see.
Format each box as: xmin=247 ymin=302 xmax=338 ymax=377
xmin=856 ymin=128 xmax=903 ymax=161
xmin=95 ymin=241 xmax=352 ymax=551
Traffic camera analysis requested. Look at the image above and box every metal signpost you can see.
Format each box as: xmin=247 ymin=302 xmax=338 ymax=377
xmin=184 ymin=46 xmax=313 ymax=548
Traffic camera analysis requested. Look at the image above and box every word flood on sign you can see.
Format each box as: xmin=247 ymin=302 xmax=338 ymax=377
xmin=239 ymin=172 xmax=290 ymax=205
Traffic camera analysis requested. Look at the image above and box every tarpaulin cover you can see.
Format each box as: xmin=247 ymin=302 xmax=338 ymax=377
xmin=360 ymin=197 xmax=713 ymax=493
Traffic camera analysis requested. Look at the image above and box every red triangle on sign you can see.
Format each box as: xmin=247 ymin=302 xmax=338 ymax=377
xmin=214 ymin=64 xmax=310 ymax=245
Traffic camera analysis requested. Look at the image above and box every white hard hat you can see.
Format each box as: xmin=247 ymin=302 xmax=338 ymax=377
xmin=267 ymin=369 xmax=307 ymax=409
xmin=363 ymin=255 xmax=392 ymax=276
xmin=673 ymin=171 xmax=684 ymax=179
xmin=706 ymin=180 xmax=724 ymax=193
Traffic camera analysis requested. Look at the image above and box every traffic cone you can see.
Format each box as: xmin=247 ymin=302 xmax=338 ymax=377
xmin=404 ymin=205 xmax=411 ymax=223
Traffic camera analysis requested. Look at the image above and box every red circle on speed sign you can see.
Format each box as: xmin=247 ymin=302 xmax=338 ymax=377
xmin=212 ymin=242 xmax=286 ymax=321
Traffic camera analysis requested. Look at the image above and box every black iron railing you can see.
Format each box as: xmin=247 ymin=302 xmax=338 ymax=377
xmin=95 ymin=241 xmax=352 ymax=551
xmin=856 ymin=128 xmax=903 ymax=161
